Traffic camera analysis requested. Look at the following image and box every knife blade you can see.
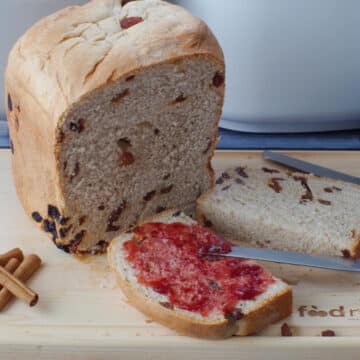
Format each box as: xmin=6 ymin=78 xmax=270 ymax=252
xmin=263 ymin=150 xmax=360 ymax=185
xmin=217 ymin=246 xmax=360 ymax=272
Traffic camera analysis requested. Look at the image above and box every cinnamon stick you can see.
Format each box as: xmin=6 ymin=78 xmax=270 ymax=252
xmin=0 ymin=255 xmax=41 ymax=310
xmin=0 ymin=248 xmax=23 ymax=266
xmin=0 ymin=258 xmax=21 ymax=290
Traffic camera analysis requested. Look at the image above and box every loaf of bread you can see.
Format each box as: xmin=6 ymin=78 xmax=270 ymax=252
xmin=197 ymin=165 xmax=360 ymax=258
xmin=108 ymin=210 xmax=292 ymax=338
xmin=5 ymin=0 xmax=224 ymax=254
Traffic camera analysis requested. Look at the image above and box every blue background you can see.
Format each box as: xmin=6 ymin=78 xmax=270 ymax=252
xmin=1 ymin=119 xmax=360 ymax=150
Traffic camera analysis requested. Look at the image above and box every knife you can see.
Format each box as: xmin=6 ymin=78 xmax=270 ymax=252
xmin=216 ymin=246 xmax=360 ymax=272
xmin=263 ymin=150 xmax=360 ymax=185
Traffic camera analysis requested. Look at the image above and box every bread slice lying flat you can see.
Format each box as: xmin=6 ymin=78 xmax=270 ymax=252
xmin=108 ymin=210 xmax=292 ymax=339
xmin=197 ymin=165 xmax=360 ymax=258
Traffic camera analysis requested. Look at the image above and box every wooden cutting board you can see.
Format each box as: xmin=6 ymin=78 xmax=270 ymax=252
xmin=1 ymin=150 xmax=360 ymax=359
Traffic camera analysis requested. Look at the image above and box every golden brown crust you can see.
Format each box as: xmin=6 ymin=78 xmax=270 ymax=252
xmin=196 ymin=200 xmax=211 ymax=226
xmin=5 ymin=75 xmax=62 ymax=230
xmin=350 ymin=232 xmax=360 ymax=259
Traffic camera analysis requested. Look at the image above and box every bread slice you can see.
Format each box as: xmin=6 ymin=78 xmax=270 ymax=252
xmin=197 ymin=165 xmax=360 ymax=258
xmin=5 ymin=0 xmax=224 ymax=254
xmin=108 ymin=210 xmax=292 ymax=339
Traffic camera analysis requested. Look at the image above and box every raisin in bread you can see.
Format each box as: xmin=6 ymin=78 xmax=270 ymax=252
xmin=197 ymin=165 xmax=360 ymax=258
xmin=4 ymin=0 xmax=224 ymax=254
xmin=108 ymin=210 xmax=292 ymax=339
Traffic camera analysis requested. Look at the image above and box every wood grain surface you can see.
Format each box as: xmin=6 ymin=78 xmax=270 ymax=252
xmin=1 ymin=150 xmax=360 ymax=359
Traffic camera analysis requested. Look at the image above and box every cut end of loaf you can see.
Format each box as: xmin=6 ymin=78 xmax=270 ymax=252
xmin=51 ymin=56 xmax=223 ymax=254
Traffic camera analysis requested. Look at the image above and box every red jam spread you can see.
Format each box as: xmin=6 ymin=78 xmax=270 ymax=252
xmin=123 ymin=222 xmax=275 ymax=316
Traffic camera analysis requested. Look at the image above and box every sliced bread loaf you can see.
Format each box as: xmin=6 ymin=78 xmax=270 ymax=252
xmin=197 ymin=165 xmax=360 ymax=258
xmin=5 ymin=0 xmax=224 ymax=254
xmin=108 ymin=210 xmax=292 ymax=338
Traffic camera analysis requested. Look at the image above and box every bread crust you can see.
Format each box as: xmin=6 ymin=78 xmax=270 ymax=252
xmin=108 ymin=210 xmax=292 ymax=339
xmin=350 ymin=234 xmax=360 ymax=259
xmin=5 ymin=0 xmax=224 ymax=253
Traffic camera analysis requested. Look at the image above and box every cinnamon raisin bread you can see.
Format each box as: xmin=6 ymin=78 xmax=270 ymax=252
xmin=197 ymin=166 xmax=360 ymax=258
xmin=4 ymin=0 xmax=224 ymax=254
xmin=108 ymin=210 xmax=292 ymax=338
